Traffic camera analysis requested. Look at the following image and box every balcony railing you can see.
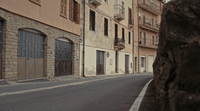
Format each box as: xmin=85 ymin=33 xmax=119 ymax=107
xmin=138 ymin=0 xmax=162 ymax=15
xmin=139 ymin=38 xmax=158 ymax=49
xmin=114 ymin=4 xmax=125 ymax=20
xmin=139 ymin=16 xmax=159 ymax=32
xmin=114 ymin=38 xmax=125 ymax=50
xmin=129 ymin=18 xmax=134 ymax=27
xmin=89 ymin=0 xmax=101 ymax=6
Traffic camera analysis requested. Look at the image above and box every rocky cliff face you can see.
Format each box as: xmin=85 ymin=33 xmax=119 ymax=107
xmin=153 ymin=0 xmax=200 ymax=111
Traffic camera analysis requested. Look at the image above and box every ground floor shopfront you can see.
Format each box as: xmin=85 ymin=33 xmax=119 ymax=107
xmin=138 ymin=47 xmax=157 ymax=73
xmin=79 ymin=45 xmax=134 ymax=76
xmin=0 ymin=9 xmax=80 ymax=81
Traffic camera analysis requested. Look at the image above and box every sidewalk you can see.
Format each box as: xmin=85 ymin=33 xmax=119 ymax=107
xmin=139 ymin=79 xmax=159 ymax=111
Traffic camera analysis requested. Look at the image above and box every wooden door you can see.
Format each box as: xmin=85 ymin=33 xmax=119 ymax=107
xmin=96 ymin=51 xmax=104 ymax=75
xmin=55 ymin=39 xmax=73 ymax=76
xmin=125 ymin=55 xmax=129 ymax=73
xmin=17 ymin=30 xmax=44 ymax=80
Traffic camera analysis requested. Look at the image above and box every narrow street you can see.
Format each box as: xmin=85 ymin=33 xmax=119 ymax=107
xmin=0 ymin=74 xmax=153 ymax=111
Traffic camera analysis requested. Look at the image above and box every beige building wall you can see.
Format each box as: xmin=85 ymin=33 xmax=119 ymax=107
xmin=136 ymin=0 xmax=163 ymax=73
xmin=80 ymin=0 xmax=134 ymax=76
xmin=0 ymin=0 xmax=81 ymax=35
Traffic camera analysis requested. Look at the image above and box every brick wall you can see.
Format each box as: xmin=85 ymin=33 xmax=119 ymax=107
xmin=0 ymin=9 xmax=80 ymax=81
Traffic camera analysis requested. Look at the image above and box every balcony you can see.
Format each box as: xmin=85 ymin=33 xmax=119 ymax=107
xmin=114 ymin=38 xmax=125 ymax=50
xmin=89 ymin=0 xmax=101 ymax=6
xmin=114 ymin=4 xmax=125 ymax=20
xmin=139 ymin=16 xmax=159 ymax=32
xmin=139 ymin=38 xmax=158 ymax=49
xmin=128 ymin=18 xmax=134 ymax=28
xmin=138 ymin=0 xmax=162 ymax=15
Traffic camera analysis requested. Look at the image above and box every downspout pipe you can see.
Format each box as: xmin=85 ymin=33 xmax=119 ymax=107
xmin=132 ymin=0 xmax=134 ymax=74
xmin=137 ymin=0 xmax=140 ymax=73
xmin=82 ymin=0 xmax=85 ymax=77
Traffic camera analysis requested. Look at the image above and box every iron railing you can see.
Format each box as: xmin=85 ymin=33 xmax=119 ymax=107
xmin=89 ymin=0 xmax=101 ymax=5
xmin=139 ymin=16 xmax=159 ymax=30
xmin=114 ymin=4 xmax=125 ymax=19
xmin=139 ymin=38 xmax=158 ymax=48
xmin=129 ymin=18 xmax=134 ymax=25
xmin=138 ymin=0 xmax=162 ymax=13
xmin=114 ymin=38 xmax=125 ymax=48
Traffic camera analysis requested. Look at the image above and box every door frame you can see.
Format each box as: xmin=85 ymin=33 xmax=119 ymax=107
xmin=125 ymin=55 xmax=129 ymax=73
xmin=17 ymin=29 xmax=45 ymax=80
xmin=96 ymin=50 xmax=105 ymax=75
xmin=55 ymin=38 xmax=73 ymax=76
xmin=141 ymin=55 xmax=146 ymax=72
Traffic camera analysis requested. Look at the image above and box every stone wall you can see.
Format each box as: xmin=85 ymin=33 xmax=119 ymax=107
xmin=153 ymin=0 xmax=200 ymax=111
xmin=0 ymin=9 xmax=80 ymax=81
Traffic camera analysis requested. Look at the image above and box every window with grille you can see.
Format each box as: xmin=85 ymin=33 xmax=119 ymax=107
xmin=18 ymin=30 xmax=45 ymax=58
xmin=69 ymin=0 xmax=80 ymax=23
xmin=60 ymin=0 xmax=67 ymax=17
xmin=29 ymin=0 xmax=41 ymax=5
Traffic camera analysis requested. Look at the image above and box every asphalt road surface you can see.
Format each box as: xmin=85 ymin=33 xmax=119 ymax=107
xmin=0 ymin=74 xmax=153 ymax=111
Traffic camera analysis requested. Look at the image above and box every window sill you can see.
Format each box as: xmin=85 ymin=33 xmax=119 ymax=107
xmin=29 ymin=0 xmax=41 ymax=6
xmin=89 ymin=29 xmax=95 ymax=32
xmin=71 ymin=20 xmax=80 ymax=24
xmin=60 ymin=14 xmax=67 ymax=19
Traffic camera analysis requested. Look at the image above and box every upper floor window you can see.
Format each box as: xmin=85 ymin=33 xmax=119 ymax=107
xmin=104 ymin=0 xmax=109 ymax=4
xmin=104 ymin=18 xmax=108 ymax=36
xmin=152 ymin=18 xmax=154 ymax=26
xmin=69 ymin=0 xmax=80 ymax=23
xmin=29 ymin=0 xmax=41 ymax=5
xmin=90 ymin=10 xmax=95 ymax=31
xmin=60 ymin=0 xmax=67 ymax=17
xmin=129 ymin=32 xmax=131 ymax=44
xmin=122 ymin=28 xmax=125 ymax=40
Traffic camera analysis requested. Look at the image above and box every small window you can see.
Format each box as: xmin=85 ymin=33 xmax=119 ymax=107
xmin=29 ymin=0 xmax=41 ymax=5
xmin=140 ymin=31 xmax=142 ymax=39
xmin=104 ymin=18 xmax=108 ymax=36
xmin=122 ymin=28 xmax=125 ymax=41
xmin=152 ymin=18 xmax=154 ymax=26
xmin=90 ymin=10 xmax=95 ymax=31
xmin=152 ymin=36 xmax=155 ymax=45
xmin=60 ymin=0 xmax=67 ymax=17
xmin=104 ymin=0 xmax=109 ymax=3
xmin=129 ymin=32 xmax=131 ymax=44
xmin=69 ymin=0 xmax=80 ymax=23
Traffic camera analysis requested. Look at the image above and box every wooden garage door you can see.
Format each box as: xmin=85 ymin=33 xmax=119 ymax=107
xmin=55 ymin=39 xmax=73 ymax=76
xmin=17 ymin=30 xmax=45 ymax=80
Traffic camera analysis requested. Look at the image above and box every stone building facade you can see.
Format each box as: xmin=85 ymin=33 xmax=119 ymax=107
xmin=0 ymin=0 xmax=81 ymax=81
xmin=133 ymin=0 xmax=164 ymax=73
xmin=80 ymin=0 xmax=134 ymax=76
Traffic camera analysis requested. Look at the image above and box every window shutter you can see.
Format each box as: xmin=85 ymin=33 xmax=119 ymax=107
xmin=77 ymin=3 xmax=80 ymax=23
xmin=69 ymin=0 xmax=73 ymax=20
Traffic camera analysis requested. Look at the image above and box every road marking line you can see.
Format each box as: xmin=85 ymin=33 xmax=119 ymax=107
xmin=129 ymin=79 xmax=153 ymax=111
xmin=0 ymin=76 xmax=125 ymax=97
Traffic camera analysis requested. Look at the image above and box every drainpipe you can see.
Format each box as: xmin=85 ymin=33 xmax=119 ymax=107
xmin=82 ymin=0 xmax=86 ymax=77
xmin=132 ymin=0 xmax=134 ymax=74
xmin=137 ymin=0 xmax=140 ymax=73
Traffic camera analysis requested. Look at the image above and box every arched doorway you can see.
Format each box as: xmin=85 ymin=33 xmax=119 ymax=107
xmin=55 ymin=38 xmax=73 ymax=76
xmin=0 ymin=20 xmax=3 ymax=79
xmin=17 ymin=29 xmax=45 ymax=80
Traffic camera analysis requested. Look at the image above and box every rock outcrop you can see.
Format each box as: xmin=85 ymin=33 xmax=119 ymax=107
xmin=153 ymin=0 xmax=200 ymax=111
